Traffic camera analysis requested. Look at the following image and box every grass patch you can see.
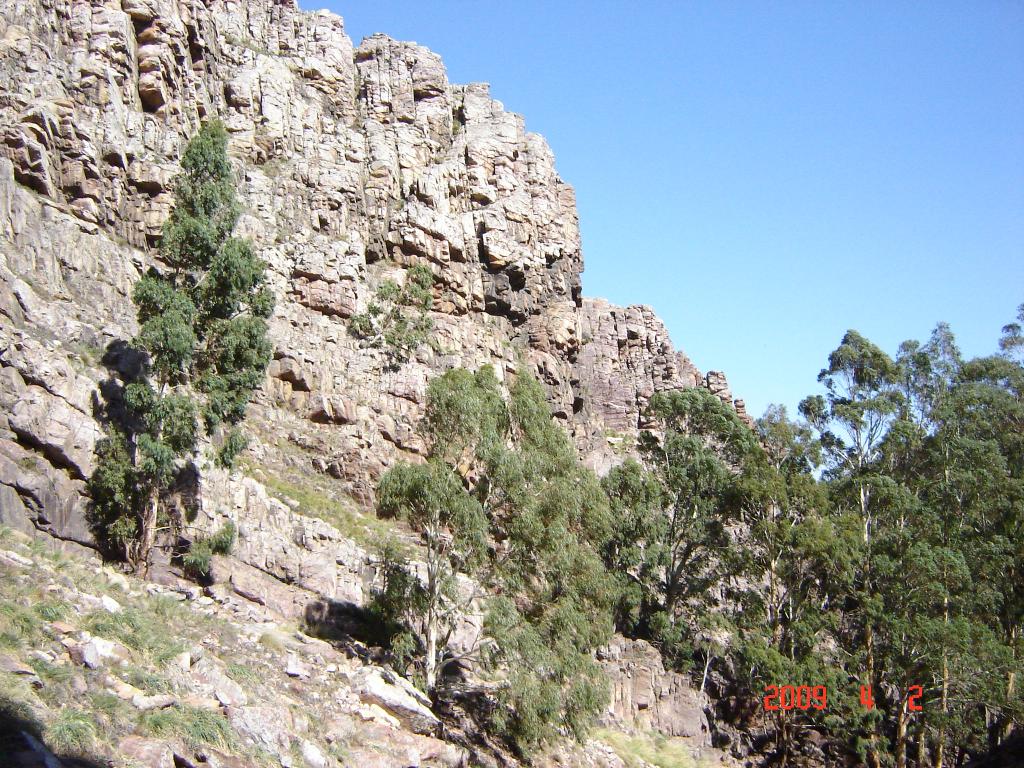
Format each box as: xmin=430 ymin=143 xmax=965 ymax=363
xmin=28 ymin=656 xmax=73 ymax=685
xmin=226 ymin=662 xmax=261 ymax=686
xmin=148 ymin=594 xmax=186 ymax=623
xmin=0 ymin=600 xmax=44 ymax=648
xmin=258 ymin=629 xmax=287 ymax=652
xmin=139 ymin=705 xmax=235 ymax=750
xmin=82 ymin=607 xmax=183 ymax=663
xmin=596 ymin=729 xmax=701 ymax=768
xmin=34 ymin=598 xmax=71 ymax=623
xmin=123 ymin=664 xmax=173 ymax=694
xmin=250 ymin=463 xmax=405 ymax=551
xmin=46 ymin=708 xmax=97 ymax=755
xmin=90 ymin=690 xmax=135 ymax=731
xmin=0 ymin=675 xmax=39 ymax=728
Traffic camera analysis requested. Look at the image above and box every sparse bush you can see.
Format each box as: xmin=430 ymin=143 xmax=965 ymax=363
xmin=182 ymin=540 xmax=214 ymax=579
xmin=182 ymin=520 xmax=237 ymax=580
xmin=349 ymin=264 xmax=434 ymax=369
xmin=208 ymin=521 xmax=237 ymax=554
xmin=216 ymin=428 xmax=249 ymax=469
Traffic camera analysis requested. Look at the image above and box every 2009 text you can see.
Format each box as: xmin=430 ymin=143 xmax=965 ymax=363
xmin=763 ymin=685 xmax=924 ymax=712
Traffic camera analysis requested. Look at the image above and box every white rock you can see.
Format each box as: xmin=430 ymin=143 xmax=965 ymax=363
xmin=351 ymin=667 xmax=439 ymax=735
xmin=300 ymin=740 xmax=327 ymax=768
xmin=285 ymin=654 xmax=311 ymax=679
xmin=101 ymin=594 xmax=122 ymax=613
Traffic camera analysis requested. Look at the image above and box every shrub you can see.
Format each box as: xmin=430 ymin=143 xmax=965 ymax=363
xmin=182 ymin=521 xmax=237 ymax=580
xmin=46 ymin=709 xmax=97 ymax=755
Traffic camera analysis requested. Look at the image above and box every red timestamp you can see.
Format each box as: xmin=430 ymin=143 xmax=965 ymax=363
xmin=763 ymin=684 xmax=828 ymax=711
xmin=763 ymin=684 xmax=924 ymax=712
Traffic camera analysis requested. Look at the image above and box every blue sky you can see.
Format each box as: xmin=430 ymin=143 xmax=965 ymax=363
xmin=310 ymin=1 xmax=1024 ymax=418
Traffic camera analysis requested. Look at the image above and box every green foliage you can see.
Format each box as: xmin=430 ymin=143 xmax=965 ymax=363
xmin=375 ymin=365 xmax=616 ymax=755
xmin=139 ymin=705 xmax=235 ymax=751
xmin=602 ymin=387 xmax=758 ymax=673
xmin=89 ymin=120 xmax=271 ymax=572
xmin=350 ymin=263 xmax=434 ymax=368
xmin=215 ymin=427 xmax=248 ymax=469
xmin=46 ymin=709 xmax=97 ymax=756
xmin=183 ymin=521 xmax=237 ymax=580
xmin=366 ymin=538 xmax=427 ymax=672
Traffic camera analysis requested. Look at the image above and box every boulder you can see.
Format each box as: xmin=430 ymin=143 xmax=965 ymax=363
xmin=349 ymin=667 xmax=440 ymax=735
xmin=118 ymin=736 xmax=175 ymax=768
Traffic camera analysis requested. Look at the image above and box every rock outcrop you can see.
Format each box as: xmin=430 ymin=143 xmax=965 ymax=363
xmin=0 ymin=0 xmax=747 ymax=523
xmin=598 ymin=636 xmax=711 ymax=741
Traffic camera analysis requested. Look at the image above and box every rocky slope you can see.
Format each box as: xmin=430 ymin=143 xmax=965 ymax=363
xmin=0 ymin=525 xmax=732 ymax=767
xmin=0 ymin=0 xmax=750 ymax=764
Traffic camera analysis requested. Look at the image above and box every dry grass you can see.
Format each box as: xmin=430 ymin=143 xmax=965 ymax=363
xmin=596 ymin=728 xmax=707 ymax=768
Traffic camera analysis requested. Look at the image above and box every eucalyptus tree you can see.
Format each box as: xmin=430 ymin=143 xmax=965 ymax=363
xmin=800 ymin=330 xmax=903 ymax=768
xmin=90 ymin=121 xmax=272 ymax=573
xmin=376 ymin=366 xmax=501 ymax=691
xmin=376 ymin=366 xmax=617 ymax=755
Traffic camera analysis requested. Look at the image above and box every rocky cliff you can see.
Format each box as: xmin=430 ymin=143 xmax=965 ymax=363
xmin=0 ymin=1 xmax=747 ymax=765
xmin=0 ymin=0 xmax=747 ymax=528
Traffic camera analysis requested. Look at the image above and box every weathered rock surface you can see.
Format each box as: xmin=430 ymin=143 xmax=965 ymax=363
xmin=598 ymin=636 xmax=711 ymax=742
xmin=0 ymin=0 xmax=746 ymax=532
xmin=349 ymin=666 xmax=441 ymax=735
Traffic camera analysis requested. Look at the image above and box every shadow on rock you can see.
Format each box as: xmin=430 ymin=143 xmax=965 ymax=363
xmin=303 ymin=597 xmax=389 ymax=662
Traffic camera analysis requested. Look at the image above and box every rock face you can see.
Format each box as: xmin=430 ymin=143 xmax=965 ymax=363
xmin=598 ymin=636 xmax=711 ymax=742
xmin=0 ymin=0 xmax=748 ymax=528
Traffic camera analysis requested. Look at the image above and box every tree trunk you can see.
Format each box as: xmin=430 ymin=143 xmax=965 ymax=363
xmin=895 ymin=697 xmax=908 ymax=768
xmin=134 ymin=490 xmax=159 ymax=576
xmin=866 ymin=624 xmax=882 ymax=768
xmin=699 ymin=653 xmax=712 ymax=694
xmin=935 ymin=635 xmax=949 ymax=768
xmin=425 ymin=610 xmax=438 ymax=691
xmin=915 ymin=720 xmax=927 ymax=767
xmin=1002 ymin=669 xmax=1016 ymax=742
xmin=424 ymin=524 xmax=441 ymax=693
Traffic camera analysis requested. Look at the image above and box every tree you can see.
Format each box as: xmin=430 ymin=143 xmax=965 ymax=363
xmin=600 ymin=386 xmax=765 ymax=691
xmin=481 ymin=373 xmax=616 ymax=753
xmin=999 ymin=302 xmax=1024 ymax=362
xmin=375 ymin=366 xmax=502 ymax=691
xmin=375 ymin=367 xmax=618 ymax=756
xmin=799 ymin=330 xmax=903 ymax=768
xmin=89 ymin=121 xmax=272 ymax=573
xmin=601 ymin=459 xmax=667 ymax=635
xmin=350 ymin=264 xmax=434 ymax=369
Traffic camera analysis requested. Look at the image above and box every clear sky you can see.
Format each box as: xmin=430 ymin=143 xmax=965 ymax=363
xmin=308 ymin=1 xmax=1024 ymax=418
